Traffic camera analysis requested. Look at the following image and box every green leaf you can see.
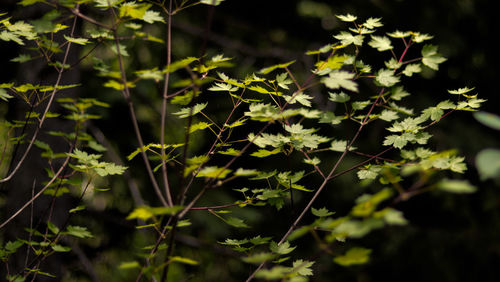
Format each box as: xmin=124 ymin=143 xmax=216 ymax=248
xmin=402 ymin=63 xmax=422 ymax=76
xmin=119 ymin=2 xmax=151 ymax=19
xmin=94 ymin=162 xmax=127 ymax=176
xmin=189 ymin=121 xmax=212 ymax=133
xmin=334 ymin=247 xmax=372 ymax=266
xmin=311 ymin=207 xmax=335 ymax=217
xmin=0 ymin=30 xmax=24 ymax=45
xmin=336 ymin=14 xmax=357 ymax=22
xmin=51 ymin=244 xmax=71 ymax=252
xmin=387 ymin=30 xmax=411 ymax=38
xmin=250 ymin=148 xmax=281 ymax=158
xmin=379 ymin=110 xmax=399 ymax=122
xmin=224 ymin=216 xmax=249 ymax=228
xmin=421 ymin=44 xmax=447 ymax=70
xmin=196 ymin=166 xmax=232 ymax=178
xmin=291 ymin=259 xmax=314 ymax=277
xmin=328 ymin=91 xmax=350 ymax=103
xmin=476 ymin=149 xmax=500 ymax=180
xmin=142 ymin=10 xmax=165 ymax=24
xmin=362 ymin=17 xmax=383 ymax=29
xmin=437 ymin=179 xmax=476 ymax=194
xmin=63 ymin=35 xmax=89 ymax=45
xmin=319 ymin=112 xmax=343 ymax=125
xmin=322 ymin=70 xmax=358 ymax=92
xmin=376 ymin=208 xmax=408 ymax=225
xmin=368 ymin=35 xmax=393 ymax=51
xmin=200 ymin=0 xmax=225 ymax=6
xmin=333 ymin=31 xmax=363 ymax=46
xmin=330 ymin=140 xmax=348 ymax=152
xmin=375 ymin=69 xmax=400 ymax=87
xmin=284 ymin=92 xmax=313 ymax=107
xmin=270 ymin=241 xmax=296 ymax=255
xmin=65 ymin=225 xmax=93 ymax=238
xmin=259 ymin=60 xmax=295 ymax=74
xmin=448 ymin=87 xmax=475 ymax=96
xmin=0 ymin=89 xmax=13 ymax=101
xmin=173 ymin=102 xmax=207 ymax=118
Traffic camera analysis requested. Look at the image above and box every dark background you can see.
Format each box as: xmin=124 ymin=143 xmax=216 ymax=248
xmin=1 ymin=0 xmax=499 ymax=281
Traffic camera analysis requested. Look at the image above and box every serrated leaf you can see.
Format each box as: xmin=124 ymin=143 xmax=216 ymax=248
xmin=292 ymin=259 xmax=315 ymax=276
xmin=379 ymin=110 xmax=399 ymax=122
xmin=328 ymin=91 xmax=350 ymax=103
xmin=363 ymin=17 xmax=383 ymax=29
xmin=448 ymin=86 xmax=475 ymax=96
xmin=375 ymin=69 xmax=400 ymax=87
xmin=173 ymin=102 xmax=207 ymax=118
xmin=421 ymin=44 xmax=446 ymax=70
xmin=333 ymin=31 xmax=364 ymax=46
xmin=65 ymin=225 xmax=93 ymax=238
xmin=387 ymin=30 xmax=411 ymax=38
xmin=63 ymin=35 xmax=89 ymax=45
xmin=270 ymin=241 xmax=296 ymax=255
xmin=402 ymin=63 xmax=422 ymax=76
xmin=322 ymin=70 xmax=358 ymax=92
xmin=336 ymin=14 xmax=357 ymax=22
xmin=311 ymin=207 xmax=335 ymax=217
xmin=368 ymin=35 xmax=393 ymax=51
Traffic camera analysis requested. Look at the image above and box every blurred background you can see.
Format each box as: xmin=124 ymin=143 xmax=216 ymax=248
xmin=0 ymin=0 xmax=499 ymax=281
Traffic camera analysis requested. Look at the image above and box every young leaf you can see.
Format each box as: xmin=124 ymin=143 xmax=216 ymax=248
xmin=321 ymin=70 xmax=358 ymax=92
xmin=200 ymin=0 xmax=225 ymax=6
xmin=336 ymin=14 xmax=357 ymax=22
xmin=311 ymin=207 xmax=335 ymax=217
xmin=375 ymin=69 xmax=400 ymax=87
xmin=368 ymin=35 xmax=393 ymax=51
xmin=173 ymin=102 xmax=207 ymax=118
xmin=421 ymin=44 xmax=447 ymax=70
xmin=270 ymin=241 xmax=296 ymax=255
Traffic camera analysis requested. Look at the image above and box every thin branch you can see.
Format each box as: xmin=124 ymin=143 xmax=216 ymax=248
xmin=109 ymin=9 xmax=168 ymax=207
xmin=0 ymin=12 xmax=78 ymax=184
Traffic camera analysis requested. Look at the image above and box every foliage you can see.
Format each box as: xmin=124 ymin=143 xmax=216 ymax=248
xmin=0 ymin=1 xmax=485 ymax=281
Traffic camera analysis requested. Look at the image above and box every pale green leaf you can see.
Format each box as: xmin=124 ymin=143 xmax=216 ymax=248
xmin=375 ymin=69 xmax=400 ymax=87
xmin=270 ymin=241 xmax=296 ymax=255
xmin=328 ymin=91 xmax=350 ymax=103
xmin=173 ymin=102 xmax=207 ymax=118
xmin=368 ymin=35 xmax=393 ymax=51
xmin=402 ymin=63 xmax=422 ymax=76
xmin=322 ymin=70 xmax=358 ymax=92
xmin=336 ymin=14 xmax=357 ymax=22
xmin=63 ymin=35 xmax=89 ymax=45
xmin=333 ymin=31 xmax=363 ymax=46
xmin=200 ymin=0 xmax=225 ymax=6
